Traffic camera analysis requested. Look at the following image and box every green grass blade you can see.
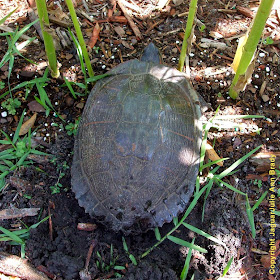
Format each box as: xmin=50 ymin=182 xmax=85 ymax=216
xmin=167 ymin=235 xmax=207 ymax=253
xmin=251 ymin=191 xmax=268 ymax=212
xmin=0 ymin=226 xmax=24 ymax=244
xmin=182 ymin=222 xmax=226 ymax=246
xmin=154 ymin=227 xmax=161 ymax=241
xmin=215 ymin=178 xmax=246 ymax=196
xmin=216 ymin=145 xmax=262 ymax=179
xmin=180 ymin=238 xmax=195 ymax=280
xmin=12 ymin=110 xmax=25 ymax=143
xmin=12 ymin=19 xmax=39 ymax=43
xmin=222 ymin=256 xmax=233 ymax=276
xmin=0 ymin=7 xmax=18 ymax=25
xmin=86 ymin=73 xmax=110 ymax=83
xmin=199 ymin=158 xmax=229 ymax=172
xmin=129 ymin=254 xmax=138 ymax=265
xmin=122 ymin=237 xmax=128 ymax=252
xmin=246 ymin=196 xmax=256 ymax=238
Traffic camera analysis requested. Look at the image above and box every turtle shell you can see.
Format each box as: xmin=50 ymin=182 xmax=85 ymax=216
xmin=71 ymin=59 xmax=202 ymax=233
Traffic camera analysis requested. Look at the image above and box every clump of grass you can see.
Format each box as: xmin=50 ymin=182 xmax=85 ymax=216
xmin=0 ymin=110 xmax=48 ymax=191
xmin=0 ymin=216 xmax=49 ymax=258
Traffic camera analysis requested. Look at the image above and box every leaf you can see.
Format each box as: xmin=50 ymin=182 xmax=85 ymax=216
xmin=19 ymin=113 xmax=37 ymax=136
xmin=0 ymin=226 xmax=24 ymax=244
xmin=167 ymin=235 xmax=207 ymax=253
xmin=129 ymin=254 xmax=138 ymax=265
xmin=154 ymin=227 xmax=161 ymax=241
xmin=88 ymin=22 xmax=101 ymax=48
xmin=182 ymin=222 xmax=226 ymax=246
xmin=0 ymin=7 xmax=18 ymax=25
xmin=222 ymin=256 xmax=233 ymax=276
xmin=180 ymin=238 xmax=195 ymax=280
xmin=205 ymin=142 xmax=223 ymax=166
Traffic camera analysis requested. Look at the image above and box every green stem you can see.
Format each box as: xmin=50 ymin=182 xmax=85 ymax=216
xmin=178 ymin=0 xmax=198 ymax=72
xmin=65 ymin=0 xmax=94 ymax=78
xmin=229 ymin=0 xmax=275 ymax=99
xmin=35 ymin=0 xmax=59 ymax=78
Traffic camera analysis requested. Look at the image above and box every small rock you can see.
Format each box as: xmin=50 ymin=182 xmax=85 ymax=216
xmin=28 ymin=100 xmax=46 ymax=112
xmin=172 ymin=48 xmax=177 ymax=54
xmin=1 ymin=111 xmax=7 ymax=118
xmin=20 ymin=70 xmax=36 ymax=78
xmin=65 ymin=96 xmax=74 ymax=107
xmin=76 ymin=102 xmax=84 ymax=109
xmin=261 ymin=95 xmax=270 ymax=102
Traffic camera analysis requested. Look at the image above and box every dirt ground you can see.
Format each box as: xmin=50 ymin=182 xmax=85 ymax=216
xmin=0 ymin=0 xmax=280 ymax=279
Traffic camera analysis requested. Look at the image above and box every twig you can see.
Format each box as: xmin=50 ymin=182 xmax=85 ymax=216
xmin=117 ymin=0 xmax=143 ymax=39
xmin=0 ymin=252 xmax=50 ymax=280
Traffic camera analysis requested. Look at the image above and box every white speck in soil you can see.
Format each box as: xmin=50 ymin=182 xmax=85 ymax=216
xmin=55 ymin=102 xmax=58 ymax=105
xmin=44 ymin=123 xmax=48 ymax=127
xmin=259 ymin=52 xmax=265 ymax=57
xmin=1 ymin=111 xmax=7 ymax=117
xmin=189 ymin=53 xmax=195 ymax=57
xmin=266 ymin=66 xmax=270 ymax=72
xmin=176 ymin=41 xmax=180 ymax=44
xmin=266 ymin=138 xmax=270 ymax=141
xmin=102 ymin=65 xmax=106 ymax=69
xmin=254 ymin=74 xmax=259 ymax=78
xmin=111 ymin=56 xmax=115 ymax=59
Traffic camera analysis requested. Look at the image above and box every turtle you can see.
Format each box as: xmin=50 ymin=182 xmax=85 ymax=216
xmin=71 ymin=43 xmax=203 ymax=233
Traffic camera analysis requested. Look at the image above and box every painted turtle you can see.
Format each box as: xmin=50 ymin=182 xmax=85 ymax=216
xmin=71 ymin=43 xmax=202 ymax=233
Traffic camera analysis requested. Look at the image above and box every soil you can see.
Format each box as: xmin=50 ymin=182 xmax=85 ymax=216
xmin=0 ymin=0 xmax=280 ymax=279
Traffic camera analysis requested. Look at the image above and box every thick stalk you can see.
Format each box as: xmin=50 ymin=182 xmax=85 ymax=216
xmin=229 ymin=0 xmax=275 ymax=99
xmin=178 ymin=0 xmax=198 ymax=72
xmin=35 ymin=0 xmax=59 ymax=78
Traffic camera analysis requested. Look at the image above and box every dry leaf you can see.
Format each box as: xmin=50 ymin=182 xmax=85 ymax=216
xmin=206 ymin=142 xmax=223 ymax=166
xmin=19 ymin=113 xmax=37 ymax=136
xmin=88 ymin=23 xmax=101 ymax=48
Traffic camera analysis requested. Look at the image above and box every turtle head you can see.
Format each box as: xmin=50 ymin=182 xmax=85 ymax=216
xmin=140 ymin=43 xmax=161 ymax=64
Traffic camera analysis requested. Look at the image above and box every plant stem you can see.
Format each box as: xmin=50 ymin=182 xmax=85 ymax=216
xmin=35 ymin=0 xmax=59 ymax=78
xmin=65 ymin=0 xmax=94 ymax=78
xmin=229 ymin=0 xmax=275 ymax=99
xmin=178 ymin=0 xmax=198 ymax=72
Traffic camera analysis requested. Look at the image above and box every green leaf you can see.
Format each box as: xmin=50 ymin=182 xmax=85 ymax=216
xmin=122 ymin=236 xmax=128 ymax=252
xmin=167 ymin=235 xmax=207 ymax=253
xmin=154 ymin=227 xmax=161 ymax=241
xmin=246 ymin=196 xmax=256 ymax=238
xmin=182 ymin=222 xmax=226 ymax=246
xmin=173 ymin=217 xmax=179 ymax=226
xmin=129 ymin=254 xmax=138 ymax=266
xmin=180 ymin=238 xmax=195 ymax=280
xmin=215 ymin=178 xmax=246 ymax=196
xmin=222 ymin=256 xmax=233 ymax=276
xmin=86 ymin=73 xmax=110 ymax=83
xmin=251 ymin=191 xmax=268 ymax=212
xmin=0 ymin=7 xmax=18 ymax=25
xmin=216 ymin=145 xmax=262 ymax=179
xmin=114 ymin=265 xmax=126 ymax=270
xmin=0 ymin=226 xmax=25 ymax=244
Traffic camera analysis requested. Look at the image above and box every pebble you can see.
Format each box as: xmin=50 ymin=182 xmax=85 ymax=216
xmin=1 ymin=111 xmax=7 ymax=117
xmin=261 ymin=95 xmax=270 ymax=102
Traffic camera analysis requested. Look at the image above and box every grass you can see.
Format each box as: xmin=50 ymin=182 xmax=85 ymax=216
xmin=0 ymin=19 xmax=38 ymax=94
xmin=0 ymin=110 xmax=48 ymax=191
xmin=0 ymin=216 xmax=49 ymax=258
